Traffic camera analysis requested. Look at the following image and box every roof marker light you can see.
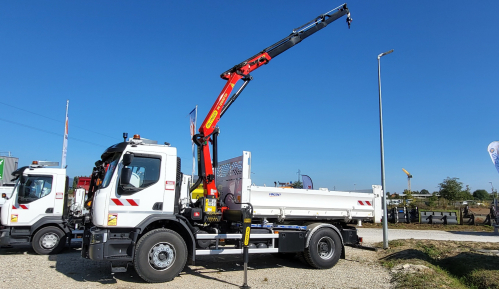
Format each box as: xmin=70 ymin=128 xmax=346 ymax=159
xmin=32 ymin=161 xmax=39 ymax=165
xmin=133 ymin=134 xmax=141 ymax=140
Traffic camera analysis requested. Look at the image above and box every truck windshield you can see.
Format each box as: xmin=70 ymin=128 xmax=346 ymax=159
xmin=101 ymin=153 xmax=122 ymax=189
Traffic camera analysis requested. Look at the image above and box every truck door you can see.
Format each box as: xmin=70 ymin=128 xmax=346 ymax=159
xmin=9 ymin=174 xmax=56 ymax=226
xmin=109 ymin=153 xmax=170 ymax=227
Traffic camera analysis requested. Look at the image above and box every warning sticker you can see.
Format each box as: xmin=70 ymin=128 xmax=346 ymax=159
xmin=108 ymin=214 xmax=118 ymax=226
xmin=165 ymin=181 xmax=175 ymax=190
xmin=244 ymin=227 xmax=250 ymax=246
xmin=11 ymin=214 xmax=18 ymax=223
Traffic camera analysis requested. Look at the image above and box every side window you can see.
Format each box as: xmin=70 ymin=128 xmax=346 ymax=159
xmin=126 ymin=156 xmax=161 ymax=189
xmin=18 ymin=175 xmax=53 ymax=204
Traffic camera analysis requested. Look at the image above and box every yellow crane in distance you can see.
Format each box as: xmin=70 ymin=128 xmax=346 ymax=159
xmin=402 ymin=168 xmax=413 ymax=196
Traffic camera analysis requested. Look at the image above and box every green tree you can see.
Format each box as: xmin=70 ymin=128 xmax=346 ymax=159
xmin=458 ymin=185 xmax=472 ymax=200
xmin=459 ymin=190 xmax=473 ymax=200
xmin=69 ymin=176 xmax=79 ymax=196
xmin=403 ymin=189 xmax=413 ymax=205
xmin=473 ymin=189 xmax=489 ymax=201
xmin=291 ymin=181 xmax=303 ymax=189
xmin=420 ymin=189 xmax=430 ymax=195
xmin=438 ymin=177 xmax=463 ymax=201
xmin=427 ymin=195 xmax=438 ymax=208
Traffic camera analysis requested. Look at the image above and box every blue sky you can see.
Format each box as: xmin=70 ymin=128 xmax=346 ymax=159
xmin=1 ymin=1 xmax=498 ymax=194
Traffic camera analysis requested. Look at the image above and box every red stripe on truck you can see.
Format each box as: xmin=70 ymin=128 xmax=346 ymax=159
xmin=127 ymin=199 xmax=139 ymax=206
xmin=111 ymin=199 xmax=124 ymax=206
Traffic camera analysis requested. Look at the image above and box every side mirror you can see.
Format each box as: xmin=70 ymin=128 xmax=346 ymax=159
xmin=20 ymin=175 xmax=27 ymax=183
xmin=120 ymin=167 xmax=132 ymax=185
xmin=122 ymin=153 xmax=134 ymax=166
xmin=95 ymin=160 xmax=103 ymax=167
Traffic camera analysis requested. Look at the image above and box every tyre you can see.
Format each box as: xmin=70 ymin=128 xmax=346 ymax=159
xmin=134 ymin=229 xmax=187 ymax=283
xmin=32 ymin=226 xmax=66 ymax=255
xmin=303 ymin=227 xmax=342 ymax=269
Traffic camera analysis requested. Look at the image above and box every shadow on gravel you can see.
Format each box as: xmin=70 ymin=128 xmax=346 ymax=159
xmin=0 ymin=245 xmax=36 ymax=255
xmin=1 ymin=243 xmax=319 ymax=286
xmin=447 ymin=231 xmax=498 ymax=237
xmin=174 ymin=253 xmax=312 ymax=286
xmin=52 ymin=252 xmax=313 ymax=286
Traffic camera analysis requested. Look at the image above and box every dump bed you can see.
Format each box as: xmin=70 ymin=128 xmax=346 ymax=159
xmin=217 ymin=152 xmax=382 ymax=223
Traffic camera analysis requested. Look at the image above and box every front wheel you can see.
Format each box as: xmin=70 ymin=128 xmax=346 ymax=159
xmin=303 ymin=227 xmax=342 ymax=269
xmin=134 ymin=229 xmax=187 ymax=283
xmin=32 ymin=226 xmax=66 ymax=255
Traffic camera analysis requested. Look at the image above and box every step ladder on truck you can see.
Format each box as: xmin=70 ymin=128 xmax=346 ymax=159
xmin=80 ymin=3 xmax=382 ymax=284
xmin=0 ymin=161 xmax=87 ymax=254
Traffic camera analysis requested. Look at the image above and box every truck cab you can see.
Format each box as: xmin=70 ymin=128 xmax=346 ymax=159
xmin=0 ymin=161 xmax=72 ymax=254
xmin=82 ymin=135 xmax=189 ymax=262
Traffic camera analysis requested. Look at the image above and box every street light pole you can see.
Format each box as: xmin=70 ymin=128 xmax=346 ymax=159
xmin=378 ymin=49 xmax=394 ymax=250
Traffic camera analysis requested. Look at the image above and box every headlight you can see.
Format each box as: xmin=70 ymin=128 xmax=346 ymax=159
xmin=90 ymin=228 xmax=107 ymax=244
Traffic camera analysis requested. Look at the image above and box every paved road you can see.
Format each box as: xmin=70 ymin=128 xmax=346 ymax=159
xmin=358 ymin=228 xmax=499 ymax=243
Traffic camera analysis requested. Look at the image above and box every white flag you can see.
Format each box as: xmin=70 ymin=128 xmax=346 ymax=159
xmin=488 ymin=141 xmax=499 ymax=174
xmin=61 ymin=100 xmax=69 ymax=168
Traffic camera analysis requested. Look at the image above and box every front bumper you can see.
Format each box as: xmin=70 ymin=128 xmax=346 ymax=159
xmin=84 ymin=227 xmax=134 ymax=262
xmin=0 ymin=228 xmax=11 ymax=246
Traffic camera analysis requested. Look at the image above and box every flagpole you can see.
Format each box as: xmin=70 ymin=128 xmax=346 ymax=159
xmin=192 ymin=105 xmax=198 ymax=180
xmin=61 ymin=100 xmax=69 ymax=168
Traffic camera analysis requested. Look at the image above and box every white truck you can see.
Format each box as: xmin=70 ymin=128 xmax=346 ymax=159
xmin=81 ymin=4 xmax=374 ymax=285
xmin=82 ymin=136 xmax=382 ymax=283
xmin=0 ymin=161 xmax=86 ymax=254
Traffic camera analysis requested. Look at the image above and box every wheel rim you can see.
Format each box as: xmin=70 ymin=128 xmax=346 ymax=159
xmin=148 ymin=242 xmax=176 ymax=271
xmin=317 ymin=236 xmax=335 ymax=260
xmin=40 ymin=232 xmax=59 ymax=249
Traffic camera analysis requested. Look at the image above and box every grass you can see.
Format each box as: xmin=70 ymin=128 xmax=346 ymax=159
xmin=359 ymin=222 xmax=495 ymax=232
xmin=376 ymin=239 xmax=499 ymax=289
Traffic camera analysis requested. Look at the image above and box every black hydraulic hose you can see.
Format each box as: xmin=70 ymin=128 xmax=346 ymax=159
xmin=224 ymin=193 xmax=253 ymax=215
xmin=220 ymin=76 xmax=252 ymax=118
xmin=212 ymin=130 xmax=218 ymax=169
xmin=176 ymin=214 xmax=199 ymax=234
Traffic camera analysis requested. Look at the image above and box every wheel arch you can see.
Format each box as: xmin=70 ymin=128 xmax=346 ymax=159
xmin=30 ymin=216 xmax=70 ymax=237
xmin=136 ymin=215 xmax=196 ymax=262
xmin=305 ymin=223 xmax=345 ymax=259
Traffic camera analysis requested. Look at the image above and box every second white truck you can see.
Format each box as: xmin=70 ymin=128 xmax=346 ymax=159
xmin=0 ymin=161 xmax=86 ymax=254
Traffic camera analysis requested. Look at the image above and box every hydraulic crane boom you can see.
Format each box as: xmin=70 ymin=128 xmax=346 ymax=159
xmin=193 ymin=4 xmax=352 ymax=216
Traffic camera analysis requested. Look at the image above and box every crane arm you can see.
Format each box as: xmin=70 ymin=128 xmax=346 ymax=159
xmin=220 ymin=4 xmax=352 ymax=79
xmin=199 ymin=3 xmax=351 ymax=138
xmin=402 ymin=168 xmax=412 ymax=178
xmin=193 ymin=4 xmax=352 ymax=214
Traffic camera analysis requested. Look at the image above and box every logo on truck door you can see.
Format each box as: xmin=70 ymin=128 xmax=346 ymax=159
xmin=11 ymin=214 xmax=18 ymax=222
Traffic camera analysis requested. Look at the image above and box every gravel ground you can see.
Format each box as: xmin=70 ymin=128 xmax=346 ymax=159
xmin=5 ymin=228 xmax=497 ymax=288
xmin=0 ymin=244 xmax=391 ymax=289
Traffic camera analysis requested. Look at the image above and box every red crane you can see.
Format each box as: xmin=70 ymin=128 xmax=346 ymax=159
xmin=192 ymin=4 xmax=352 ymax=217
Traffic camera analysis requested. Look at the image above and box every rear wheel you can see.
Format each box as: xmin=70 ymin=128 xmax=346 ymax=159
xmin=32 ymin=226 xmax=66 ymax=255
xmin=303 ymin=228 xmax=342 ymax=269
xmin=134 ymin=229 xmax=187 ymax=283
